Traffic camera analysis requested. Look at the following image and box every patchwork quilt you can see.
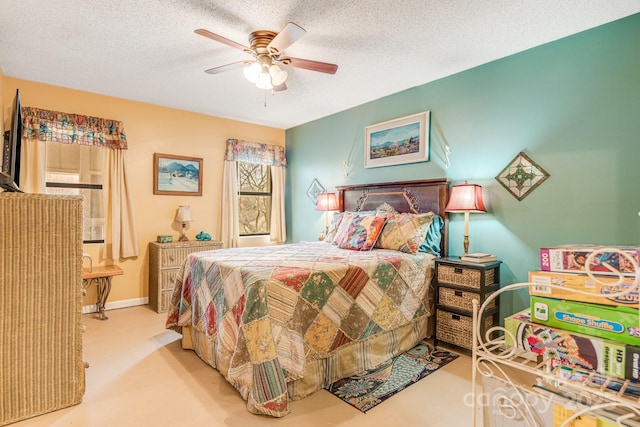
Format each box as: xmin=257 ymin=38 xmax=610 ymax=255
xmin=166 ymin=241 xmax=435 ymax=417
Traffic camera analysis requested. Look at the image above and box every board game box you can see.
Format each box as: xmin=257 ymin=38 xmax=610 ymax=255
xmin=539 ymin=245 xmax=640 ymax=277
xmin=528 ymin=270 xmax=639 ymax=307
xmin=530 ymin=296 xmax=640 ymax=345
xmin=505 ymin=309 xmax=640 ymax=382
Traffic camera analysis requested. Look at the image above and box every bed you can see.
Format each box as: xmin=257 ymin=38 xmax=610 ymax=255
xmin=165 ymin=178 xmax=450 ymax=417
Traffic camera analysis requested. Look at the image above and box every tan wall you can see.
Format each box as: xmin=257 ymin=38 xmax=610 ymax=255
xmin=0 ymin=69 xmax=5 ymax=135
xmin=1 ymin=77 xmax=285 ymax=308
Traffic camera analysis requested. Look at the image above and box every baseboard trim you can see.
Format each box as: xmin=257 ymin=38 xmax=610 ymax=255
xmin=82 ymin=297 xmax=149 ymax=314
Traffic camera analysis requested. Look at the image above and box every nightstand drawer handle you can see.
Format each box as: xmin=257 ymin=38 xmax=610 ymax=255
xmin=452 ymin=314 xmax=461 ymax=321
xmin=454 ymin=290 xmax=463 ymax=297
xmin=454 ymin=267 xmax=463 ymax=274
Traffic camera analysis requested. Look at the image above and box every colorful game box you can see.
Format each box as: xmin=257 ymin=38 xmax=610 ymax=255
xmin=539 ymin=245 xmax=640 ymax=277
xmin=505 ymin=309 xmax=640 ymax=382
xmin=555 ymin=365 xmax=640 ymax=399
xmin=530 ymin=296 xmax=640 ymax=345
xmin=529 ymin=271 xmax=639 ymax=307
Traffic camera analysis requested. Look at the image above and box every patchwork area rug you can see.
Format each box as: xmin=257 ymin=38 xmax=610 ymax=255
xmin=325 ymin=340 xmax=458 ymax=412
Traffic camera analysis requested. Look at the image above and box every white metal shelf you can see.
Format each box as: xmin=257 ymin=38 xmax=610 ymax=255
xmin=472 ymin=247 xmax=640 ymax=426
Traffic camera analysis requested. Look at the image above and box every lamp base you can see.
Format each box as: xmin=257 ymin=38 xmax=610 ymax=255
xmin=178 ymin=224 xmax=189 ymax=241
xmin=463 ymin=235 xmax=469 ymax=255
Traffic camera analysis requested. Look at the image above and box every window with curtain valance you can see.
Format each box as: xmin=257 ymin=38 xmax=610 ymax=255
xmin=224 ymin=138 xmax=286 ymax=166
xmin=19 ymin=106 xmax=138 ymax=260
xmin=21 ymin=106 xmax=128 ymax=149
xmin=222 ymin=138 xmax=286 ymax=248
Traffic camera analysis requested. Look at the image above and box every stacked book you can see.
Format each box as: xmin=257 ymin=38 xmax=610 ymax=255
xmin=460 ymin=252 xmax=497 ymax=263
xmin=504 ymin=245 xmax=640 ymax=401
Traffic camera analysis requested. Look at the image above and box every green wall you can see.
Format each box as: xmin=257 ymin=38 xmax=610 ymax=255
xmin=285 ymin=14 xmax=640 ymax=316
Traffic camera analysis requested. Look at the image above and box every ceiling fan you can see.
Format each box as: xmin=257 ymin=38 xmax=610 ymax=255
xmin=195 ymin=22 xmax=338 ymax=91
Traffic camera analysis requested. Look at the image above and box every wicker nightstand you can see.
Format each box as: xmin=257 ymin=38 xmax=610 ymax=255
xmin=148 ymin=240 xmax=223 ymax=313
xmin=434 ymin=257 xmax=501 ymax=350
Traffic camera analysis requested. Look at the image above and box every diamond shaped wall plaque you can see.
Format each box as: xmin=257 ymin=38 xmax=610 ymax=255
xmin=495 ymin=151 xmax=549 ymax=201
xmin=306 ymin=178 xmax=325 ymax=205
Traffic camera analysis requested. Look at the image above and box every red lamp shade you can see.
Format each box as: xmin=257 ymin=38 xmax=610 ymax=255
xmin=445 ymin=183 xmax=485 ymax=254
xmin=315 ymin=192 xmax=339 ymax=211
xmin=445 ymin=184 xmax=486 ymax=213
xmin=316 ymin=192 xmax=339 ymax=241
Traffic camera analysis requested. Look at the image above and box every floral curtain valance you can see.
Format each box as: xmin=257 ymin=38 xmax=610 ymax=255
xmin=21 ymin=106 xmax=128 ymax=149
xmin=224 ymin=138 xmax=286 ymax=167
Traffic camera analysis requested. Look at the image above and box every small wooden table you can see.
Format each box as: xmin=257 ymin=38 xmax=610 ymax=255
xmin=82 ymin=265 xmax=123 ymax=320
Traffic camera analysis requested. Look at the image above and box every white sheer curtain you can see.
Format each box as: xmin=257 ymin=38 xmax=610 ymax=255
xmin=20 ymin=106 xmax=139 ymax=260
xmin=222 ymin=138 xmax=286 ymax=248
xmin=18 ymin=139 xmax=46 ymax=193
xmin=269 ymin=165 xmax=286 ymax=243
xmin=221 ymin=160 xmax=240 ymax=248
xmin=103 ymin=148 xmax=139 ymax=259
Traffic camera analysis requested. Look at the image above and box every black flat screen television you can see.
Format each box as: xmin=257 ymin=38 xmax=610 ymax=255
xmin=1 ymin=89 xmax=22 ymax=192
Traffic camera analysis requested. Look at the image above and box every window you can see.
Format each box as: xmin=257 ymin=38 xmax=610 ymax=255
xmin=238 ymin=162 xmax=271 ymax=236
xmin=45 ymin=142 xmax=105 ymax=243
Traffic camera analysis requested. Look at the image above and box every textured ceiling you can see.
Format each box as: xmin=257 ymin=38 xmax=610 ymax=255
xmin=1 ymin=1 xmax=639 ymax=129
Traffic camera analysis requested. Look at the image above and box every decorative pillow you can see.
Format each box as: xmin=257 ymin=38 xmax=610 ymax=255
xmin=325 ymin=212 xmax=344 ymax=242
xmin=336 ymin=214 xmax=387 ymax=251
xmin=419 ymin=213 xmax=444 ymax=256
xmin=375 ymin=202 xmax=398 ymax=215
xmin=331 ymin=212 xmax=357 ymax=245
xmin=375 ymin=212 xmax=434 ymax=254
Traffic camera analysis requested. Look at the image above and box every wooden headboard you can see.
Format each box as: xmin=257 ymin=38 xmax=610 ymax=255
xmin=336 ymin=178 xmax=450 ymax=257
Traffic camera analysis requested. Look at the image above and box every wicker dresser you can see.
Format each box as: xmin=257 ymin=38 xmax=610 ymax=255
xmin=0 ymin=193 xmax=85 ymax=425
xmin=149 ymin=240 xmax=223 ymax=313
xmin=434 ymin=257 xmax=501 ymax=350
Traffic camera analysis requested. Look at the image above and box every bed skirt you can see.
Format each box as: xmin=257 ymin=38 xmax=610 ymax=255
xmin=180 ymin=314 xmax=432 ymax=411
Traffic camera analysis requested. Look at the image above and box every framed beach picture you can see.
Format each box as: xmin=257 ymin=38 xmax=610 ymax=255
xmin=364 ymin=111 xmax=430 ymax=168
xmin=153 ymin=153 xmax=203 ymax=196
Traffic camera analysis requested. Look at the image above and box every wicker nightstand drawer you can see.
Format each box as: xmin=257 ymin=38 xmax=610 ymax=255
xmin=159 ymin=291 xmax=173 ymax=313
xmin=438 ymin=287 xmax=496 ymax=313
xmin=160 ymin=269 xmax=180 ymax=291
xmin=437 ymin=264 xmax=496 ymax=290
xmin=436 ymin=309 xmax=493 ymax=350
xmin=434 ymin=257 xmax=501 ymax=350
xmin=149 ymin=240 xmax=223 ymax=313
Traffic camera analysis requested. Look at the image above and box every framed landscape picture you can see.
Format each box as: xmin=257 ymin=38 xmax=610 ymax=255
xmin=153 ymin=153 xmax=203 ymax=196
xmin=364 ymin=111 xmax=430 ymax=168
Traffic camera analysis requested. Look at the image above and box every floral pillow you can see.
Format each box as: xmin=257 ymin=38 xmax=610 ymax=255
xmin=325 ymin=212 xmax=344 ymax=242
xmin=331 ymin=212 xmax=356 ymax=245
xmin=336 ymin=214 xmax=387 ymax=251
xmin=375 ymin=212 xmax=434 ymax=254
xmin=375 ymin=202 xmax=398 ymax=215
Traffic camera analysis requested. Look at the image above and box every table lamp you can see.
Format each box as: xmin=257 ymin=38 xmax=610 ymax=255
xmin=444 ymin=183 xmax=486 ymax=254
xmin=175 ymin=205 xmax=193 ymax=241
xmin=315 ymin=192 xmax=339 ymax=240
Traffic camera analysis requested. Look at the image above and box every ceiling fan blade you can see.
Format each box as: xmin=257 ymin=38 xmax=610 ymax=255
xmin=267 ymin=22 xmax=306 ymax=54
xmin=281 ymin=57 xmax=338 ymax=74
xmin=205 ymin=61 xmax=247 ymax=75
xmin=273 ymin=82 xmax=287 ymax=92
xmin=195 ymin=29 xmax=247 ymax=51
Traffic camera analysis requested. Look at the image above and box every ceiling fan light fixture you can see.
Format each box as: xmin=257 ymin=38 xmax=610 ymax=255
xmin=243 ymin=62 xmax=261 ymax=83
xmin=269 ymin=64 xmax=288 ymax=86
xmin=255 ymin=71 xmax=273 ymax=90
xmin=198 ymin=22 xmax=338 ymax=93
